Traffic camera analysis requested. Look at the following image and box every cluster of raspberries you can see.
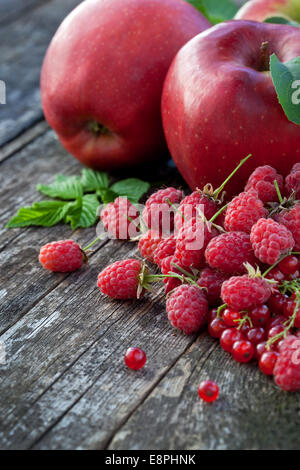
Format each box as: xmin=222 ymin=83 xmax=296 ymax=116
xmin=39 ymin=163 xmax=300 ymax=393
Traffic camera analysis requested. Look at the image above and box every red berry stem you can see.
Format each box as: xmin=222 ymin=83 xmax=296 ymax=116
xmin=212 ymin=154 xmax=252 ymax=200
xmin=262 ymin=251 xmax=300 ymax=278
xmin=266 ymin=279 xmax=300 ymax=349
xmin=216 ymin=303 xmax=227 ymax=318
xmin=83 ymin=237 xmax=100 ymax=251
xmin=274 ymin=179 xmax=283 ymax=204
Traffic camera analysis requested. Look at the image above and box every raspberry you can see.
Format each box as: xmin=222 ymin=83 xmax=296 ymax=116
xmin=138 ymin=230 xmax=163 ymax=263
xmin=274 ymin=203 xmax=300 ymax=251
xmin=97 ymin=259 xmax=144 ymax=299
xmin=101 ymin=196 xmax=140 ymax=239
xmin=39 ymin=240 xmax=85 ymax=272
xmin=197 ymin=267 xmax=228 ymax=306
xmin=142 ymin=187 xmax=183 ymax=234
xmin=221 ymin=275 xmax=271 ymax=311
xmin=224 ymin=190 xmax=268 ymax=233
xmin=161 ymin=256 xmax=193 ymax=294
xmin=245 ymin=165 xmax=283 ymax=203
xmin=250 ymin=218 xmax=294 ymax=265
xmin=174 ymin=190 xmax=218 ymax=231
xmin=285 ymin=163 xmax=300 ymax=199
xmin=205 ymin=232 xmax=257 ymax=275
xmin=166 ymin=284 xmax=208 ymax=334
xmin=175 ymin=221 xmax=217 ymax=270
xmin=124 ymin=347 xmax=146 ymax=370
xmin=273 ymin=335 xmax=300 ymax=391
xmin=198 ymin=380 xmax=219 ymax=403
xmin=153 ymin=236 xmax=176 ymax=267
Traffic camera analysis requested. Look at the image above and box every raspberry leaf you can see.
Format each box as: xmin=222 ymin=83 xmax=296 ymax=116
xmin=110 ymin=178 xmax=150 ymax=203
xmin=65 ymin=194 xmax=100 ymax=230
xmin=270 ymin=53 xmax=300 ymax=126
xmin=81 ymin=169 xmax=109 ymax=192
xmin=6 ymin=200 xmax=74 ymax=228
xmin=96 ymin=188 xmax=119 ymax=204
xmin=37 ymin=175 xmax=83 ymax=200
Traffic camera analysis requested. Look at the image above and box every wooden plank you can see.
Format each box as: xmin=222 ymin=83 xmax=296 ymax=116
xmin=0 ymin=121 xmax=49 ymax=163
xmin=0 ymin=1 xmax=50 ymax=26
xmin=0 ymin=237 xmax=196 ymax=450
xmin=108 ymin=336 xmax=300 ymax=450
xmin=0 ymin=0 xmax=82 ymax=146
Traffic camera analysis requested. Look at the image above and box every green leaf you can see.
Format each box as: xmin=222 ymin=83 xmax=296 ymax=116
xmin=188 ymin=0 xmax=238 ymax=24
xmin=270 ymin=53 xmax=300 ymax=126
xmin=37 ymin=175 xmax=83 ymax=200
xmin=65 ymin=194 xmax=100 ymax=230
xmin=264 ymin=16 xmax=300 ymax=28
xmin=110 ymin=178 xmax=150 ymax=203
xmin=96 ymin=188 xmax=118 ymax=204
xmin=6 ymin=200 xmax=73 ymax=228
xmin=81 ymin=169 xmax=109 ymax=192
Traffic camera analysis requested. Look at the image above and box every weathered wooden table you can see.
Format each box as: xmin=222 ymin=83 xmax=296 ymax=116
xmin=0 ymin=0 xmax=299 ymax=451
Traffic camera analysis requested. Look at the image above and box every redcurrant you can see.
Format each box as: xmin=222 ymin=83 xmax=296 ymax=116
xmin=124 ymin=347 xmax=146 ymax=370
xmin=198 ymin=380 xmax=219 ymax=403
xmin=259 ymin=351 xmax=279 ymax=376
xmin=232 ymin=340 xmax=254 ymax=363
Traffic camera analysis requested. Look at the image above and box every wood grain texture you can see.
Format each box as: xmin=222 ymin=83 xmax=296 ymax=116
xmin=109 ymin=336 xmax=300 ymax=450
xmin=0 ymin=0 xmax=82 ymax=146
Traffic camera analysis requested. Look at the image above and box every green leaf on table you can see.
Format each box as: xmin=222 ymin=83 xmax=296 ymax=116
xmin=37 ymin=175 xmax=83 ymax=200
xmin=264 ymin=16 xmax=300 ymax=28
xmin=81 ymin=169 xmax=109 ymax=192
xmin=6 ymin=200 xmax=73 ymax=228
xmin=188 ymin=0 xmax=238 ymax=24
xmin=110 ymin=178 xmax=150 ymax=203
xmin=270 ymin=53 xmax=300 ymax=126
xmin=65 ymin=194 xmax=100 ymax=230
xmin=96 ymin=188 xmax=118 ymax=204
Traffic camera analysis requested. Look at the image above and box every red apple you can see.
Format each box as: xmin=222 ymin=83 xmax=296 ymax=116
xmin=235 ymin=0 xmax=300 ymax=23
xmin=162 ymin=20 xmax=300 ymax=197
xmin=41 ymin=0 xmax=210 ymax=170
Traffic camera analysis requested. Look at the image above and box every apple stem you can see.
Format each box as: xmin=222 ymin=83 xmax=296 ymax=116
xmin=260 ymin=41 xmax=270 ymax=72
xmin=88 ymin=121 xmax=110 ymax=136
xmin=213 ymin=154 xmax=252 ymax=200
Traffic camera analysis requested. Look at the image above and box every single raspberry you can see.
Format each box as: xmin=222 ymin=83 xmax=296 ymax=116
xmin=97 ymin=259 xmax=145 ymax=299
xmin=274 ymin=203 xmax=300 ymax=251
xmin=174 ymin=190 xmax=218 ymax=231
xmin=175 ymin=221 xmax=217 ymax=270
xmin=250 ymin=218 xmax=294 ymax=265
xmin=161 ymin=256 xmax=194 ymax=294
xmin=39 ymin=240 xmax=85 ymax=272
xmin=197 ymin=267 xmax=228 ymax=306
xmin=224 ymin=190 xmax=268 ymax=233
xmin=273 ymin=335 xmax=300 ymax=391
xmin=101 ymin=196 xmax=140 ymax=239
xmin=205 ymin=232 xmax=257 ymax=275
xmin=142 ymin=187 xmax=183 ymax=234
xmin=166 ymin=284 xmax=208 ymax=334
xmin=221 ymin=275 xmax=271 ymax=311
xmin=138 ymin=230 xmax=163 ymax=263
xmin=198 ymin=380 xmax=219 ymax=403
xmin=285 ymin=163 xmax=300 ymax=199
xmin=245 ymin=165 xmax=283 ymax=203
xmin=153 ymin=235 xmax=176 ymax=267
xmin=124 ymin=348 xmax=146 ymax=370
